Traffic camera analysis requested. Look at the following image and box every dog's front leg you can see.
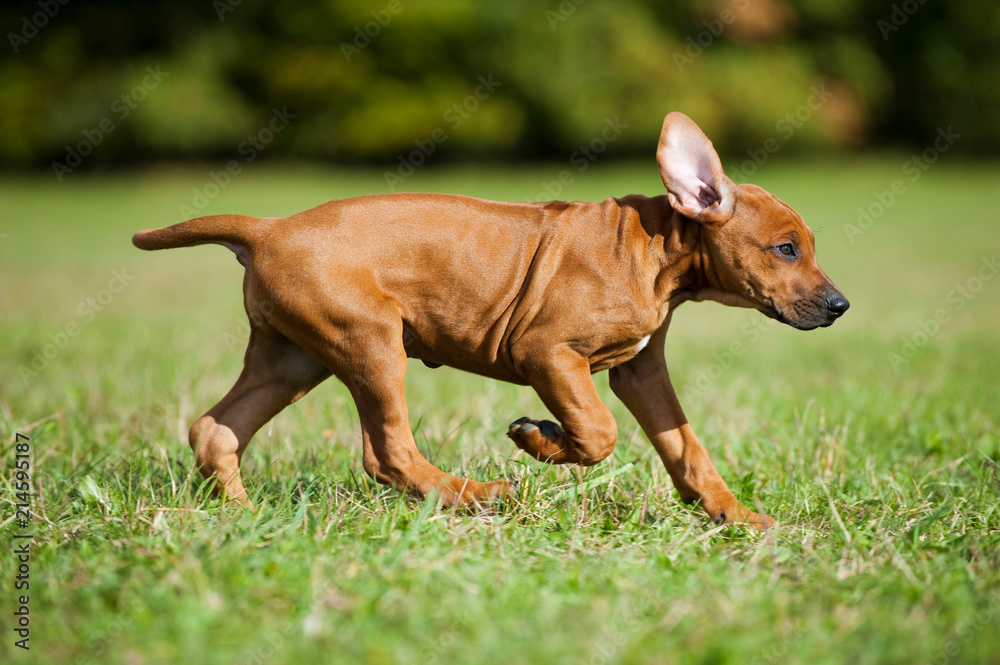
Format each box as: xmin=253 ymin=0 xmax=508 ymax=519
xmin=609 ymin=320 xmax=774 ymax=529
xmin=507 ymin=345 xmax=619 ymax=466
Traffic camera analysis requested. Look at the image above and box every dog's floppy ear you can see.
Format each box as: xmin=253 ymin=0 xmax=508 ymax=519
xmin=657 ymin=112 xmax=736 ymax=225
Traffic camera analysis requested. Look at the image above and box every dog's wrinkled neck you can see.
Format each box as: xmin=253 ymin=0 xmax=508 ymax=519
xmin=615 ymin=194 xmax=749 ymax=311
xmin=688 ymin=220 xmax=719 ymax=292
xmin=666 ymin=210 xmax=756 ymax=310
xmin=658 ymin=210 xmax=717 ymax=297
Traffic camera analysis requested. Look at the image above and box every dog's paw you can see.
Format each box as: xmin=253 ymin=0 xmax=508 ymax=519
xmin=708 ymin=501 xmax=776 ymax=530
xmin=507 ymin=417 xmax=568 ymax=463
xmin=435 ymin=477 xmax=516 ymax=511
xmin=509 ymin=416 xmax=563 ymax=439
xmin=741 ymin=510 xmax=777 ymax=530
xmin=483 ymin=478 xmax=516 ymax=502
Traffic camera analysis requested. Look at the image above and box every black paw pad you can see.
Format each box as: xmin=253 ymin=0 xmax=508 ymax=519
xmin=537 ymin=419 xmax=563 ymax=439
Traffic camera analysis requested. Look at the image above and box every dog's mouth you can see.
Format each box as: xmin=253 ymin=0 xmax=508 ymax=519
xmin=759 ymin=305 xmax=787 ymax=324
xmin=763 ymin=299 xmax=846 ymax=331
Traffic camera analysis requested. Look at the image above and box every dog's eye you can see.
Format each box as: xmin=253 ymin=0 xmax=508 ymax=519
xmin=777 ymin=243 xmax=796 ymax=257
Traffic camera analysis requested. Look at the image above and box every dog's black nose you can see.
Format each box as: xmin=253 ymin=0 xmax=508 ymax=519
xmin=826 ymin=295 xmax=850 ymax=315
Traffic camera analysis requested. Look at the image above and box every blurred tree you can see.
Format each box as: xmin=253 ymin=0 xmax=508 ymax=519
xmin=0 ymin=0 xmax=996 ymax=170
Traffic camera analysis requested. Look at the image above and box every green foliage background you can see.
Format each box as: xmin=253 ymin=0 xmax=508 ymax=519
xmin=3 ymin=0 xmax=999 ymax=169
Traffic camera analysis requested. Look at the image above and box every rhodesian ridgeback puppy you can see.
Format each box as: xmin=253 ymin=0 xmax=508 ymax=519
xmin=133 ymin=112 xmax=848 ymax=528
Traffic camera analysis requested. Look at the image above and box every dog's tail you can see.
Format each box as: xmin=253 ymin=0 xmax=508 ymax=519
xmin=132 ymin=214 xmax=263 ymax=263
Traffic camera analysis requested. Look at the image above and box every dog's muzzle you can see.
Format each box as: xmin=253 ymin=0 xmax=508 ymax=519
xmin=772 ymin=290 xmax=850 ymax=330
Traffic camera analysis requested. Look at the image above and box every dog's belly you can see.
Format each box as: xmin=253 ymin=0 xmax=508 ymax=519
xmin=401 ymin=324 xmax=529 ymax=384
xmin=402 ymin=318 xmax=654 ymax=382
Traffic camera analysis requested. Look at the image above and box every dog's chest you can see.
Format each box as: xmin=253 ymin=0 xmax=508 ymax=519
xmin=583 ymin=293 xmax=674 ymax=372
xmin=586 ymin=331 xmax=654 ymax=373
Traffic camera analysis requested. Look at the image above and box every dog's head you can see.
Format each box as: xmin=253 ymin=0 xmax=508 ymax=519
xmin=657 ymin=112 xmax=849 ymax=330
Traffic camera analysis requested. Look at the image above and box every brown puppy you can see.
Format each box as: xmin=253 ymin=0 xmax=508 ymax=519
xmin=133 ymin=112 xmax=847 ymax=528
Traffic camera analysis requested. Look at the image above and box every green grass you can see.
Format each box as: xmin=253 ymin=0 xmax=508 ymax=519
xmin=1 ymin=158 xmax=999 ymax=664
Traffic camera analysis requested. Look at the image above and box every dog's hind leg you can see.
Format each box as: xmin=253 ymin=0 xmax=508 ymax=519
xmin=306 ymin=314 xmax=511 ymax=508
xmin=189 ymin=329 xmax=331 ymax=505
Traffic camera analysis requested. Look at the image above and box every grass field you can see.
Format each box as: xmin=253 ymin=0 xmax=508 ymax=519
xmin=1 ymin=158 xmax=999 ymax=664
